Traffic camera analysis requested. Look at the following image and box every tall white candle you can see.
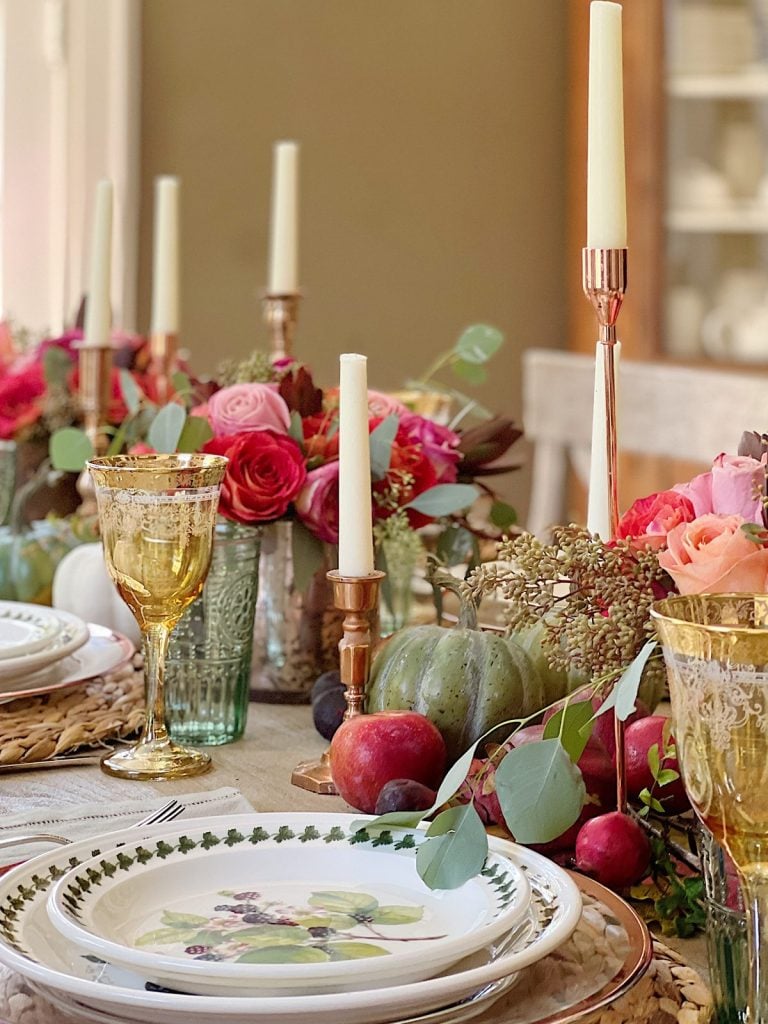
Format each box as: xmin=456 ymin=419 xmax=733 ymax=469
xmin=587 ymin=340 xmax=621 ymax=539
xmin=338 ymin=353 xmax=374 ymax=577
xmin=268 ymin=141 xmax=299 ymax=294
xmin=82 ymin=180 xmax=113 ymax=348
xmin=587 ymin=1 xmax=626 ymax=249
xmin=150 ymin=176 xmax=180 ymax=334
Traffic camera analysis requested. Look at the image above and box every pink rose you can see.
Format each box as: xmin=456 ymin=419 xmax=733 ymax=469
xmin=658 ymin=514 xmax=768 ymax=595
xmin=128 ymin=442 xmax=156 ymax=455
xmin=616 ymin=491 xmax=696 ymax=550
xmin=367 ymin=390 xmax=409 ymax=418
xmin=398 ymin=412 xmax=462 ymax=484
xmin=674 ymin=453 xmax=766 ymax=524
xmin=295 ymin=461 xmax=340 ymax=544
xmin=208 ymin=383 xmax=291 ymax=437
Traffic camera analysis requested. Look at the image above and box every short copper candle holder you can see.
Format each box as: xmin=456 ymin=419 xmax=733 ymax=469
xmin=262 ymin=292 xmax=300 ymax=362
xmin=149 ymin=330 xmax=179 ymax=404
xmin=76 ymin=343 xmax=113 ymax=515
xmin=291 ymin=569 xmax=385 ymax=795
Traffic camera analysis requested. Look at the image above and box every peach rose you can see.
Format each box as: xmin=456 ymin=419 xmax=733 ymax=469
xmin=658 ymin=514 xmax=768 ymax=595
xmin=207 ymin=383 xmax=291 ymax=437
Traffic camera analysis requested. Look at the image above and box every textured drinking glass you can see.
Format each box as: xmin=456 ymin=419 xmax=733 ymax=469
xmin=88 ymin=454 xmax=226 ymax=780
xmin=651 ymin=594 xmax=768 ymax=1024
xmin=0 ymin=441 xmax=16 ymax=526
xmin=166 ymin=520 xmax=260 ymax=745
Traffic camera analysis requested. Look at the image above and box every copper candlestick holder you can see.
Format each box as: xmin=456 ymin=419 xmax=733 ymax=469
xmin=582 ymin=247 xmax=627 ymax=540
xmin=262 ymin=293 xmax=300 ymax=362
xmin=76 ymin=344 xmax=113 ymax=515
xmin=149 ymin=330 xmax=179 ymax=404
xmin=583 ymin=246 xmax=628 ymax=810
xmin=291 ymin=569 xmax=385 ymax=794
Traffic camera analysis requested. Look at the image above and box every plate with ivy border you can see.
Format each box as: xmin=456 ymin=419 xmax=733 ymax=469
xmin=45 ymin=813 xmax=531 ymax=995
xmin=0 ymin=814 xmax=581 ymax=1023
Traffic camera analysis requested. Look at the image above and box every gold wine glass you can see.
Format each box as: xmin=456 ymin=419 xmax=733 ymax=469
xmin=87 ymin=453 xmax=227 ymax=780
xmin=651 ymin=594 xmax=768 ymax=1024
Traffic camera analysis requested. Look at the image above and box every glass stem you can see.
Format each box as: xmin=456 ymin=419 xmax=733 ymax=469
xmin=741 ymin=869 xmax=768 ymax=1023
xmin=142 ymin=624 xmax=170 ymax=745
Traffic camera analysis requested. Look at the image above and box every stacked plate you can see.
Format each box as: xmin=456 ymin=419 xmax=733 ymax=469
xmin=0 ymin=813 xmax=652 ymax=1024
xmin=0 ymin=600 xmax=134 ymax=700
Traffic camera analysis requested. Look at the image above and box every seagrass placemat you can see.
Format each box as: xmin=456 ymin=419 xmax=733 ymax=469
xmin=0 ymin=657 xmax=144 ymax=766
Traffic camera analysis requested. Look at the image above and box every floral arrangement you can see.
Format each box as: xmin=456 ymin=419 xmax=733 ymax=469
xmin=366 ymin=437 xmax=768 ymax=936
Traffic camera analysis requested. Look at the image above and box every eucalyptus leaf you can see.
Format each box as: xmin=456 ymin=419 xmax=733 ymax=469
xmin=356 ymin=811 xmax=425 ymax=835
xmin=119 ymin=369 xmax=143 ymax=414
xmin=49 ymin=427 xmax=94 ymax=472
xmin=495 ymin=738 xmax=586 ymax=844
xmin=171 ymin=370 xmax=190 ymax=395
xmin=451 ymin=360 xmax=486 ymax=385
xmin=147 ymin=402 xmax=186 ymax=453
xmin=593 ymin=640 xmax=657 ymax=723
xmin=43 ymin=346 xmax=72 ymax=387
xmin=106 ymin=423 xmax=127 ymax=457
xmin=369 ymin=414 xmax=399 ymax=481
xmin=454 ymin=325 xmax=504 ymax=365
xmin=416 ymin=804 xmax=488 ymax=890
xmin=177 ymin=414 xmax=214 ymax=453
xmin=435 ymin=523 xmax=473 ymax=567
xmin=489 ymin=500 xmax=517 ymax=530
xmin=542 ymin=700 xmax=594 ymax=763
xmin=289 ymin=411 xmax=305 ymax=445
xmin=291 ymin=519 xmax=326 ymax=595
xmin=405 ymin=483 xmax=479 ymax=517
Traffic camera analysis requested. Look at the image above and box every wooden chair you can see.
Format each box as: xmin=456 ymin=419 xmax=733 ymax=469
xmin=523 ymin=348 xmax=768 ymax=537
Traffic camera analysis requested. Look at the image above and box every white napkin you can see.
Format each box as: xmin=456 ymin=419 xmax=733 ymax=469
xmin=0 ymin=786 xmax=254 ymax=868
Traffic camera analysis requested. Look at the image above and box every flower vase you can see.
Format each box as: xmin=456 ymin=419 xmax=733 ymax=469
xmin=250 ymin=520 xmax=344 ymax=703
xmin=165 ymin=520 xmax=261 ymax=745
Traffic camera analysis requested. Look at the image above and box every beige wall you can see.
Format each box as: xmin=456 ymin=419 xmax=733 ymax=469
xmin=138 ymin=0 xmax=568 ymax=519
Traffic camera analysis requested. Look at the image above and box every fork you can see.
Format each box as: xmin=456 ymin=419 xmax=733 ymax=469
xmin=0 ymin=797 xmax=186 ymax=851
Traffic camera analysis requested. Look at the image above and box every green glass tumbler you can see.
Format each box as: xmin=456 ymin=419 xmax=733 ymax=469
xmin=166 ymin=519 xmax=261 ymax=745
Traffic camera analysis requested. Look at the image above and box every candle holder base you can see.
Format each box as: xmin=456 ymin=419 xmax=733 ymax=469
xmin=149 ymin=331 xmax=179 ymax=404
xmin=262 ymin=293 xmax=300 ymax=362
xmin=290 ymin=750 xmax=336 ymax=795
xmin=76 ymin=343 xmax=113 ymax=517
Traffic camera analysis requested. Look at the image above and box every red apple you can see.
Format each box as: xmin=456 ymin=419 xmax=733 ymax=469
xmin=575 ymin=811 xmax=651 ymax=889
xmin=624 ymin=715 xmax=689 ymax=814
xmin=330 ymin=711 xmax=447 ymax=813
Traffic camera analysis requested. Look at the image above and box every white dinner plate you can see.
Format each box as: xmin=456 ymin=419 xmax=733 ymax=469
xmin=0 ymin=625 xmax=134 ymax=701
xmin=0 ymin=607 xmax=89 ymax=680
xmin=0 ymin=603 xmax=63 ymax=661
xmin=0 ymin=814 xmax=581 ymax=1024
xmin=47 ymin=815 xmax=530 ymax=996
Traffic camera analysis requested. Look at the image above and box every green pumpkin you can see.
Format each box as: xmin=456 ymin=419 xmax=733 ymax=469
xmin=0 ymin=520 xmax=81 ymax=605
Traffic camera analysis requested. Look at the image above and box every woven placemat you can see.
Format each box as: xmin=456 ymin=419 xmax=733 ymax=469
xmin=0 ymin=656 xmax=144 ymax=765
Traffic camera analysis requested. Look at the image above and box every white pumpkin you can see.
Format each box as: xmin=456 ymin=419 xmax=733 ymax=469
xmin=52 ymin=543 xmax=141 ymax=646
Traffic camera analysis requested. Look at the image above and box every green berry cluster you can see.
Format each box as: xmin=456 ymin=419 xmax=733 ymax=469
xmin=461 ymin=525 xmax=669 ymax=682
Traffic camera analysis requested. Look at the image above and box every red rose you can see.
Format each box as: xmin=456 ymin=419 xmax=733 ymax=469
xmin=0 ymin=365 xmax=45 ymax=439
xmin=303 ymin=413 xmax=340 ymax=462
xmin=372 ymin=419 xmax=439 ymax=528
xmin=204 ymin=430 xmax=307 ymax=525
xmin=616 ymin=490 xmax=696 ymax=550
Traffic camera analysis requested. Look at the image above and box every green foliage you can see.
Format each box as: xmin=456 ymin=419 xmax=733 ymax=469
xmin=42 ymin=347 xmax=72 ymax=387
xmin=405 ymin=483 xmax=479 ymax=517
xmin=290 ymin=518 xmax=327 ymax=595
xmin=593 ymin=640 xmax=658 ymax=723
xmin=147 ymin=402 xmax=186 ymax=453
xmin=489 ymin=500 xmax=517 ymax=530
xmin=177 ymin=415 xmax=213 ymax=453
xmin=49 ymin=427 xmax=94 ymax=472
xmin=119 ymin=369 xmax=143 ymax=414
xmin=454 ymin=325 xmax=504 ymax=366
xmin=542 ymin=700 xmax=594 ymax=763
xmin=369 ymin=414 xmax=399 ymax=480
xmin=495 ymin=738 xmax=586 ymax=844
xmin=415 ymin=805 xmax=488 ymax=889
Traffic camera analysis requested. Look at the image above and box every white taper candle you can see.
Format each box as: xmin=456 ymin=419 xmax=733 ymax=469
xmin=338 ymin=353 xmax=374 ymax=577
xmin=587 ymin=1 xmax=627 ymax=249
xmin=82 ymin=180 xmax=113 ymax=348
xmin=150 ymin=176 xmax=180 ymax=334
xmin=268 ymin=141 xmax=299 ymax=294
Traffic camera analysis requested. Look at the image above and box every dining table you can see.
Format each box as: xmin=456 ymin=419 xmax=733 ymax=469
xmin=0 ymin=696 xmax=712 ymax=1024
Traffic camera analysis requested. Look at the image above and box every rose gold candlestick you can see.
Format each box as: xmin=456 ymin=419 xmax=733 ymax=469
xmin=582 ymin=247 xmax=627 ymax=540
xmin=76 ymin=344 xmax=113 ymax=515
xmin=149 ymin=330 xmax=179 ymax=404
xmin=583 ymin=246 xmax=628 ymax=810
xmin=262 ymin=293 xmax=300 ymax=362
xmin=291 ymin=570 xmax=385 ymax=794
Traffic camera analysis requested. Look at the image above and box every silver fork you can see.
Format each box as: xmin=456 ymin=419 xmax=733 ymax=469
xmin=0 ymin=797 xmax=186 ymax=852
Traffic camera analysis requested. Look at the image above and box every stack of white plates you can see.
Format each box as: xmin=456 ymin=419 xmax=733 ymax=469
xmin=0 ymin=600 xmax=134 ymax=701
xmin=0 ymin=813 xmax=591 ymax=1024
